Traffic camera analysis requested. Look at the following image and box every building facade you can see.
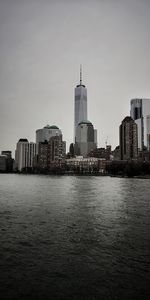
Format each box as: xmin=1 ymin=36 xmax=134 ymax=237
xmin=119 ymin=116 xmax=138 ymax=160
xmin=0 ymin=155 xmax=7 ymax=172
xmin=37 ymin=135 xmax=66 ymax=171
xmin=48 ymin=135 xmax=66 ymax=167
xmin=37 ymin=141 xmax=49 ymax=170
xmin=89 ymin=145 xmax=112 ymax=160
xmin=1 ymin=151 xmax=13 ymax=172
xmin=36 ymin=125 xmax=62 ymax=153
xmin=66 ymin=157 xmax=107 ymax=174
xmin=130 ymin=98 xmax=150 ymax=150
xmin=147 ymin=115 xmax=150 ymax=151
xmin=66 ymin=157 xmax=98 ymax=173
xmin=74 ymin=120 xmax=97 ymax=157
xmin=74 ymin=66 xmax=87 ymax=139
xmin=15 ymin=139 xmax=36 ymax=171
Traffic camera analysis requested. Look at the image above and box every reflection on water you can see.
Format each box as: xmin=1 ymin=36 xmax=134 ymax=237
xmin=0 ymin=174 xmax=150 ymax=299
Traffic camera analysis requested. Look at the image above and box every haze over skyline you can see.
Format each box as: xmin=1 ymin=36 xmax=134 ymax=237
xmin=0 ymin=0 xmax=150 ymax=156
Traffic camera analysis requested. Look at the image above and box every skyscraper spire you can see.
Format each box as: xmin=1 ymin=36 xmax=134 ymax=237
xmin=80 ymin=64 xmax=82 ymax=85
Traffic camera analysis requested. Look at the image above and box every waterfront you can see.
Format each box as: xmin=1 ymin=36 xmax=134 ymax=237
xmin=0 ymin=174 xmax=150 ymax=299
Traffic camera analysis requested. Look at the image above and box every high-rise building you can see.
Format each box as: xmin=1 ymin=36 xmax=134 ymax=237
xmin=130 ymin=98 xmax=150 ymax=150
xmin=69 ymin=143 xmax=75 ymax=158
xmin=37 ymin=135 xmax=66 ymax=171
xmin=48 ymin=135 xmax=66 ymax=167
xmin=74 ymin=66 xmax=87 ymax=140
xmin=36 ymin=124 xmax=66 ymax=171
xmin=74 ymin=120 xmax=97 ymax=157
xmin=36 ymin=125 xmax=62 ymax=153
xmin=38 ymin=141 xmax=49 ymax=170
xmin=1 ymin=151 xmax=13 ymax=172
xmin=1 ymin=151 xmax=12 ymax=159
xmin=15 ymin=139 xmax=36 ymax=171
xmin=119 ymin=116 xmax=138 ymax=160
xmin=0 ymin=155 xmax=7 ymax=172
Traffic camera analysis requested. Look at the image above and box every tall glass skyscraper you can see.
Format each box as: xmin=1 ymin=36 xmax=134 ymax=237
xmin=74 ymin=120 xmax=97 ymax=157
xmin=74 ymin=66 xmax=87 ymax=140
xmin=130 ymin=98 xmax=150 ymax=150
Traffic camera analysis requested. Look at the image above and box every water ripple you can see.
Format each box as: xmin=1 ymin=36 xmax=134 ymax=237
xmin=0 ymin=174 xmax=150 ymax=299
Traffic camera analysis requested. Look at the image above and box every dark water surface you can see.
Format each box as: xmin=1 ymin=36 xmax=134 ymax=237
xmin=0 ymin=174 xmax=150 ymax=300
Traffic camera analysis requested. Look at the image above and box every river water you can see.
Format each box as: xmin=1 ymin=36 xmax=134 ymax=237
xmin=0 ymin=174 xmax=150 ymax=299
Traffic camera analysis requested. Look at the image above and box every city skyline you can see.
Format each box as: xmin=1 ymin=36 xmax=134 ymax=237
xmin=1 ymin=0 xmax=150 ymax=156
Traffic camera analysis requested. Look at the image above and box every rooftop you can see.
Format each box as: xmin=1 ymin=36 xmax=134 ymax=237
xmin=122 ymin=116 xmax=134 ymax=123
xmin=18 ymin=138 xmax=28 ymax=142
xmin=78 ymin=120 xmax=92 ymax=126
xmin=44 ymin=125 xmax=59 ymax=129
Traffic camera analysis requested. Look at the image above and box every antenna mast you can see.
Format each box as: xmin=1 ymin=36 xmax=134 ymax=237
xmin=80 ymin=64 xmax=82 ymax=85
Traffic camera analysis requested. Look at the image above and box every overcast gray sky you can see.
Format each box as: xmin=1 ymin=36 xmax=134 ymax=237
xmin=0 ymin=0 xmax=150 ymax=156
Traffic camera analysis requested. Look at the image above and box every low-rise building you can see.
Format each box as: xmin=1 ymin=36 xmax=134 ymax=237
xmin=89 ymin=145 xmax=112 ymax=160
xmin=66 ymin=156 xmax=107 ymax=174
